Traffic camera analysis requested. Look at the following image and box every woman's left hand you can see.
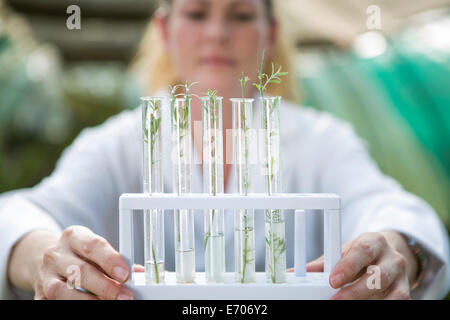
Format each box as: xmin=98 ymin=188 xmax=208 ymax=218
xmin=298 ymin=231 xmax=418 ymax=300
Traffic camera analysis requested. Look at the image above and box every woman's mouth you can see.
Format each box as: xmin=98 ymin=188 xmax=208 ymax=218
xmin=200 ymin=56 xmax=235 ymax=67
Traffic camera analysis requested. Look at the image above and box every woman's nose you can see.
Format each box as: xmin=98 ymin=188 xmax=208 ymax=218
xmin=203 ymin=17 xmax=231 ymax=45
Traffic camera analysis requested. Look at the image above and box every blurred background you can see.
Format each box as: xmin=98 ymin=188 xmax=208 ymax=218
xmin=0 ymin=0 xmax=449 ymax=295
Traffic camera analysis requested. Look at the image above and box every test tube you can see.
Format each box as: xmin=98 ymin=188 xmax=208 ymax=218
xmin=201 ymin=94 xmax=225 ymax=283
xmin=171 ymin=97 xmax=196 ymax=283
xmin=231 ymin=98 xmax=256 ymax=283
xmin=261 ymin=96 xmax=286 ymax=283
xmin=141 ymin=96 xmax=164 ymax=284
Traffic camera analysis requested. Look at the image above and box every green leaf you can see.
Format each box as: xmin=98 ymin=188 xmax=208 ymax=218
xmin=265 ymin=236 xmax=271 ymax=247
xmin=204 ymin=233 xmax=210 ymax=249
xmin=173 ymin=104 xmax=178 ymax=121
xmin=184 ymin=103 xmax=189 ymax=119
xmin=259 ymin=49 xmax=266 ymax=76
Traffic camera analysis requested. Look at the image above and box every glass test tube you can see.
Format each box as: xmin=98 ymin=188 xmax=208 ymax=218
xmin=171 ymin=97 xmax=196 ymax=283
xmin=141 ymin=96 xmax=164 ymax=284
xmin=231 ymin=98 xmax=256 ymax=283
xmin=261 ymin=96 xmax=286 ymax=283
xmin=201 ymin=95 xmax=225 ymax=283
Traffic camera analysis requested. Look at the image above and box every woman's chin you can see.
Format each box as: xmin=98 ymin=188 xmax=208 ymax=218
xmin=197 ymin=63 xmax=236 ymax=76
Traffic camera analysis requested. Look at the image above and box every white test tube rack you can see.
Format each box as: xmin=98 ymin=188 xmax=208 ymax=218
xmin=119 ymin=193 xmax=341 ymax=300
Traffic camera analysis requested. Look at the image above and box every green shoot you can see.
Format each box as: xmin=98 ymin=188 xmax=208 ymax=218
xmin=240 ymin=72 xmax=250 ymax=100
xmin=253 ymin=49 xmax=288 ymax=99
xmin=171 ymin=81 xmax=198 ymax=245
xmin=203 ymin=88 xmax=220 ymax=253
xmin=253 ymin=49 xmax=287 ymax=284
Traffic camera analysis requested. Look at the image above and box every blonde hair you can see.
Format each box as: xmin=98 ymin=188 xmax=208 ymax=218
xmin=130 ymin=4 xmax=300 ymax=103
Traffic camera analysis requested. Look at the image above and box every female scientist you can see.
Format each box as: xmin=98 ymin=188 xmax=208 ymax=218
xmin=1 ymin=0 xmax=449 ymax=300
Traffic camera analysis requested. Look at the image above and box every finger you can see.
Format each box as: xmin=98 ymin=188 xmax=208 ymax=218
xmin=42 ymin=275 xmax=99 ymax=300
xmin=330 ymin=232 xmax=387 ymax=289
xmin=50 ymin=250 xmax=134 ymax=300
xmin=62 ymin=226 xmax=130 ymax=283
xmin=307 ymin=240 xmax=355 ymax=273
xmin=383 ymin=274 xmax=411 ymax=300
xmin=34 ymin=278 xmax=46 ymax=300
xmin=286 ymin=240 xmax=357 ymax=274
xmin=306 ymin=255 xmax=324 ymax=272
xmin=133 ymin=264 xmax=145 ymax=273
xmin=330 ymin=255 xmax=400 ymax=300
xmin=287 ymin=256 xmax=323 ymax=273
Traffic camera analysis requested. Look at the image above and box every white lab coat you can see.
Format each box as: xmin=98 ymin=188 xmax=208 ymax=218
xmin=1 ymin=90 xmax=449 ymax=299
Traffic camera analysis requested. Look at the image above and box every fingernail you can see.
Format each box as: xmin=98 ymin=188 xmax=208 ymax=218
xmin=117 ymin=293 xmax=134 ymax=300
xmin=113 ymin=266 xmax=129 ymax=282
xmin=330 ymin=273 xmax=345 ymax=288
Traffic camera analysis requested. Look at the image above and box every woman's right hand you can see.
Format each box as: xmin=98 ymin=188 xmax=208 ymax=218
xmin=10 ymin=225 xmax=135 ymax=300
